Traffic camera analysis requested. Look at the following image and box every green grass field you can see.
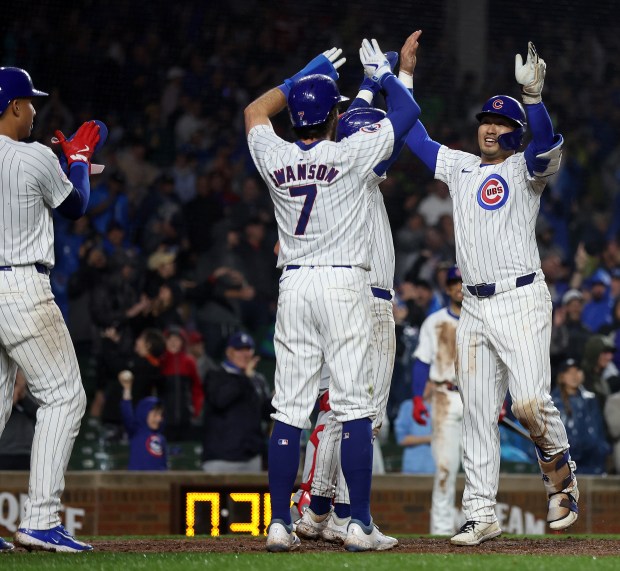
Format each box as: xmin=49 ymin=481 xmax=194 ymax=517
xmin=2 ymin=536 xmax=619 ymax=571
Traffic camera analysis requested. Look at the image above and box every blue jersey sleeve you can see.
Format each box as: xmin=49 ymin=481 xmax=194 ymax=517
xmin=405 ymin=120 xmax=441 ymax=173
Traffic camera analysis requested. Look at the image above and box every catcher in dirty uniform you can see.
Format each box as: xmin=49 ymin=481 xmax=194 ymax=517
xmin=411 ymin=265 xmax=463 ymax=535
xmin=0 ymin=67 xmax=104 ymax=553
xmin=405 ymin=42 xmax=579 ymax=546
xmin=295 ymin=33 xmax=422 ymax=546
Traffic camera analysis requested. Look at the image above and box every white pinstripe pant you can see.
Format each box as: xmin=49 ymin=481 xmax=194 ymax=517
xmin=272 ymin=266 xmax=376 ymax=429
xmin=0 ymin=266 xmax=86 ymax=529
xmin=307 ymin=294 xmax=396 ymax=502
xmin=457 ymin=281 xmax=570 ymax=522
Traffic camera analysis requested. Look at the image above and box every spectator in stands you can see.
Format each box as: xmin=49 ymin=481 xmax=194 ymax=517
xmin=551 ymin=358 xmax=611 ymax=474
xmin=582 ymin=268 xmax=613 ymax=332
xmin=93 ymin=326 xmax=166 ymax=436
xmin=202 ymin=332 xmax=274 ymax=473
xmin=581 ymin=334 xmax=619 ymax=410
xmin=417 ymin=179 xmax=453 ymax=227
xmin=599 ymin=297 xmax=620 ymax=371
xmin=550 ymin=288 xmax=592 ymax=374
xmin=394 ymin=384 xmax=435 ymax=474
xmin=604 ymin=383 xmax=620 ymax=474
xmin=159 ymin=326 xmax=204 ymax=440
xmin=119 ymin=370 xmax=167 ymax=471
xmin=0 ymin=370 xmax=37 ymax=470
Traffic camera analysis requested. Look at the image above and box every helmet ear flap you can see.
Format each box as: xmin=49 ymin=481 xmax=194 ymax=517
xmin=498 ymin=126 xmax=525 ymax=151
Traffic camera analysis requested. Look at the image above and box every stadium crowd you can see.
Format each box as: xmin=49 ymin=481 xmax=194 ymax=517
xmin=2 ymin=1 xmax=620 ymax=474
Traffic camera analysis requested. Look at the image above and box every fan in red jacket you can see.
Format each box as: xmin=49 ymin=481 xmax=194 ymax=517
xmin=159 ymin=326 xmax=204 ymax=441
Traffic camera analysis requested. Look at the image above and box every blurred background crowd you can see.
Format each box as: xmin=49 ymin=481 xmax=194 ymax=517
xmin=1 ymin=0 xmax=619 ymax=475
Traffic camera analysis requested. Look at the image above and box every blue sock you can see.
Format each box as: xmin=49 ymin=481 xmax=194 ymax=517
xmin=340 ymin=418 xmax=372 ymax=526
xmin=268 ymin=421 xmax=302 ymax=524
xmin=309 ymin=495 xmax=332 ymax=516
xmin=334 ymin=502 xmax=351 ymax=519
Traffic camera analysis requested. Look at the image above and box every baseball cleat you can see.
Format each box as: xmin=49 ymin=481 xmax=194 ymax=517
xmin=548 ymin=489 xmax=579 ymax=530
xmin=321 ymin=513 xmax=350 ymax=544
xmin=266 ymin=519 xmax=301 ymax=552
xmin=344 ymin=518 xmax=398 ymax=552
xmin=14 ymin=525 xmax=93 ymax=553
xmin=450 ymin=520 xmax=502 ymax=546
xmin=0 ymin=537 xmax=15 ymax=552
xmin=296 ymin=507 xmax=332 ymax=540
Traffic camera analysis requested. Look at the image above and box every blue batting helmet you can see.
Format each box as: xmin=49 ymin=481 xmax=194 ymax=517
xmin=288 ymin=74 xmax=349 ymax=128
xmin=475 ymin=95 xmax=526 ymax=151
xmin=0 ymin=67 xmax=48 ymax=115
xmin=336 ymin=107 xmax=387 ymax=142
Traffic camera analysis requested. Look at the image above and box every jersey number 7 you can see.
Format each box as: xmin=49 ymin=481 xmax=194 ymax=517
xmin=289 ymin=184 xmax=317 ymax=235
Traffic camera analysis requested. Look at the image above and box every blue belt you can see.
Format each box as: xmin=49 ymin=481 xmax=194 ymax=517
xmin=286 ymin=265 xmax=351 ymax=270
xmin=466 ymin=272 xmax=535 ymax=298
xmin=371 ymin=286 xmax=392 ymax=301
xmin=0 ymin=263 xmax=50 ymax=276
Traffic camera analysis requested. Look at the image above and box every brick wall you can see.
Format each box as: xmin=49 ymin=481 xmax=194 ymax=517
xmin=1 ymin=472 xmax=618 ymax=536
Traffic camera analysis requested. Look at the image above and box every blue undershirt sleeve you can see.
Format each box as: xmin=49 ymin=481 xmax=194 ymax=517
xmin=405 ymin=120 xmax=441 ymax=173
xmin=411 ymin=359 xmax=431 ymax=398
xmin=56 ymin=162 xmax=91 ymax=220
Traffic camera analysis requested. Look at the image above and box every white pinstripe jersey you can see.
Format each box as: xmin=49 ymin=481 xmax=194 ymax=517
xmin=435 ymin=145 xmax=552 ymax=285
xmin=247 ymin=121 xmax=394 ymax=268
xmin=0 ymin=136 xmax=73 ymax=267
xmin=413 ymin=307 xmax=458 ymax=383
xmin=366 ymin=172 xmax=394 ymax=290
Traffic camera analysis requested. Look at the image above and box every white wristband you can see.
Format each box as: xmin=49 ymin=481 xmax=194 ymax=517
xmin=398 ymin=71 xmax=413 ymax=89
xmin=356 ymin=90 xmax=374 ymax=105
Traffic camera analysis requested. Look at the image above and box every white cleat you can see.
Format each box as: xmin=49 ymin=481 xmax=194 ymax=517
xmin=321 ymin=513 xmax=350 ymax=544
xmin=344 ymin=518 xmax=398 ymax=552
xmin=450 ymin=520 xmax=502 ymax=546
xmin=296 ymin=508 xmax=331 ymax=540
xmin=548 ymin=488 xmax=579 ymax=531
xmin=266 ymin=520 xmax=301 ymax=552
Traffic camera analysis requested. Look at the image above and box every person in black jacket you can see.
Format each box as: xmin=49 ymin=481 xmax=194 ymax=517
xmin=0 ymin=370 xmax=38 ymax=469
xmin=202 ymin=332 xmax=274 ymax=473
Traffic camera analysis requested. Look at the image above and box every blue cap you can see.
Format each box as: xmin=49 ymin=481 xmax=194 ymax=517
xmin=227 ymin=332 xmax=255 ymax=350
xmin=446 ymin=265 xmax=462 ymax=283
xmin=586 ymin=268 xmax=611 ymax=288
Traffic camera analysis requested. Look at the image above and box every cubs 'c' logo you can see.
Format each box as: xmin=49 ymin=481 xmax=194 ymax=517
xmin=146 ymin=435 xmax=164 ymax=457
xmin=477 ymin=173 xmax=509 ymax=210
xmin=492 ymin=98 xmax=505 ymax=110
xmin=361 ymin=122 xmax=381 ymax=134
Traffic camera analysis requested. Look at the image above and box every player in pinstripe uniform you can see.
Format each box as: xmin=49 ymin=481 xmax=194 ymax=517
xmin=245 ymin=36 xmax=420 ymax=552
xmin=295 ymin=33 xmax=422 ymax=546
xmin=411 ymin=265 xmax=463 ymax=535
xmin=0 ymin=67 xmax=102 ymax=553
xmin=405 ymin=43 xmax=579 ymax=546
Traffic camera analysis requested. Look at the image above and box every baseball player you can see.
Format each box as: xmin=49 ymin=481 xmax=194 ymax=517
xmin=245 ymin=36 xmax=420 ymax=552
xmin=0 ymin=67 xmax=102 ymax=553
xmin=411 ymin=265 xmax=463 ymax=535
xmin=405 ymin=42 xmax=579 ymax=546
xmin=294 ymin=34 xmax=422 ymax=546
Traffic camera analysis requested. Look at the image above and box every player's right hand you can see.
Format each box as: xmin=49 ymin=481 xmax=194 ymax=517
xmin=359 ymin=38 xmax=392 ymax=86
xmin=53 ymin=121 xmax=100 ymax=169
xmin=413 ymin=396 xmax=429 ymax=425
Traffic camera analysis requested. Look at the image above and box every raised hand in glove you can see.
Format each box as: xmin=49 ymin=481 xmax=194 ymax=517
xmin=359 ymin=38 xmax=393 ymax=87
xmin=412 ymin=396 xmax=429 ymax=425
xmin=360 ymin=51 xmax=398 ymax=96
xmin=53 ymin=121 xmax=101 ymax=169
xmin=515 ymin=41 xmax=546 ymax=104
xmin=281 ymin=48 xmax=346 ymax=96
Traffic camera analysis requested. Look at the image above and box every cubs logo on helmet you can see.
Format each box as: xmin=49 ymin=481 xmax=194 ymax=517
xmin=477 ymin=174 xmax=510 ymax=210
xmin=336 ymin=107 xmax=386 ymax=142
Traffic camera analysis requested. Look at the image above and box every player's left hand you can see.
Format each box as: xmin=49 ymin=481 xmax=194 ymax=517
xmin=359 ymin=38 xmax=392 ymax=86
xmin=360 ymin=51 xmax=398 ymax=95
xmin=515 ymin=41 xmax=546 ymax=104
xmin=399 ymin=30 xmax=423 ymax=78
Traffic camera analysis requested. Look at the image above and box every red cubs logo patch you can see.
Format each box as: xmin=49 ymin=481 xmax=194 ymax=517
xmin=360 ymin=122 xmax=381 ymax=134
xmin=146 ymin=434 xmax=164 ymax=457
xmin=477 ymin=174 xmax=509 ymax=210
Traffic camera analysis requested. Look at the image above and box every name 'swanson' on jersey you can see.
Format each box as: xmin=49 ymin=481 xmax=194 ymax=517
xmin=269 ymin=162 xmax=340 ymax=187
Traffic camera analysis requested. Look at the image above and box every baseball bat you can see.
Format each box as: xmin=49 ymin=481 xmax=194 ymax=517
xmin=500 ymin=416 xmax=533 ymax=442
